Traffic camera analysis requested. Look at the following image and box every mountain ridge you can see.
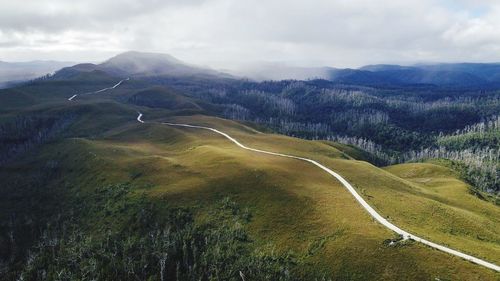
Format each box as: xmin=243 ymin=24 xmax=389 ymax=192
xmin=53 ymin=51 xmax=233 ymax=80
xmin=8 ymin=51 xmax=500 ymax=88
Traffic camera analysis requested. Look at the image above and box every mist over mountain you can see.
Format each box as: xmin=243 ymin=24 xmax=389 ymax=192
xmin=239 ymin=61 xmax=500 ymax=88
xmin=40 ymin=51 xmax=500 ymax=90
xmin=227 ymin=62 xmax=334 ymax=81
xmin=356 ymin=63 xmax=500 ymax=87
xmin=0 ymin=60 xmax=74 ymax=88
xmin=53 ymin=51 xmax=233 ymax=80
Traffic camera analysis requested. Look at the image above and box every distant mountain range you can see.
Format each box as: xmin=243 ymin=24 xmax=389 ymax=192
xmin=0 ymin=60 xmax=74 ymax=88
xmin=4 ymin=51 xmax=500 ymax=88
xmin=339 ymin=63 xmax=500 ymax=87
xmin=240 ymin=62 xmax=500 ymax=88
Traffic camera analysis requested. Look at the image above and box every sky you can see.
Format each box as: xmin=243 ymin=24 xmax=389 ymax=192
xmin=1 ymin=0 xmax=500 ymax=69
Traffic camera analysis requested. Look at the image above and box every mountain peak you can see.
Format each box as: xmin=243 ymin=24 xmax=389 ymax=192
xmin=52 ymin=50 xmax=231 ymax=79
xmin=99 ymin=51 xmax=188 ymax=75
xmin=103 ymin=51 xmax=184 ymax=66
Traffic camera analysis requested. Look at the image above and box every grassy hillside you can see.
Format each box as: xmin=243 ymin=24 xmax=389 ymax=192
xmin=0 ymin=77 xmax=498 ymax=280
xmin=2 ymin=109 xmax=498 ymax=279
xmin=381 ymin=162 xmax=499 ymax=261
xmin=162 ymin=115 xmax=500 ymax=262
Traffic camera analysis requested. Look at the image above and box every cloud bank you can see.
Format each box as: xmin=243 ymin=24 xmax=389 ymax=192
xmin=1 ymin=0 xmax=500 ymax=68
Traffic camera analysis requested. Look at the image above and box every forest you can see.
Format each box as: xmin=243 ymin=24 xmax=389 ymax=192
xmin=145 ymin=77 xmax=500 ymax=193
xmin=1 ymin=63 xmax=499 ymax=280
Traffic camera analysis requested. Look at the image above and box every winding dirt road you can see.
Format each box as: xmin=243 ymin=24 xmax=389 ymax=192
xmin=136 ymin=113 xmax=499 ymax=272
xmin=68 ymin=78 xmax=129 ymax=101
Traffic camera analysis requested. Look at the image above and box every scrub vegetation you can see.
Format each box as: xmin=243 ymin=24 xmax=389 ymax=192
xmin=0 ymin=53 xmax=498 ymax=280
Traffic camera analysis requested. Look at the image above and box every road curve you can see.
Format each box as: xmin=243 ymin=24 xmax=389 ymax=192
xmin=137 ymin=113 xmax=499 ymax=272
xmin=68 ymin=77 xmax=129 ymax=101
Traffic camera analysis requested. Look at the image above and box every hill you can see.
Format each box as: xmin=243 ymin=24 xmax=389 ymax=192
xmin=0 ymin=59 xmax=498 ymax=280
xmin=241 ymin=61 xmax=500 ymax=88
xmin=323 ymin=63 xmax=500 ymax=87
xmin=127 ymin=86 xmax=203 ymax=111
xmin=363 ymin=63 xmax=500 ymax=82
xmin=53 ymin=51 xmax=232 ymax=80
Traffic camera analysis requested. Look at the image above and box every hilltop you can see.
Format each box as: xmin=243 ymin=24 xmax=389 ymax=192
xmin=53 ymin=51 xmax=233 ymax=80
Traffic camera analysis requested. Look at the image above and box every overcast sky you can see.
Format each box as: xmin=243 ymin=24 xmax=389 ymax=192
xmin=1 ymin=0 xmax=500 ymax=68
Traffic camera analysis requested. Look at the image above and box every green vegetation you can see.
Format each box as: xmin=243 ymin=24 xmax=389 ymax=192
xmin=157 ymin=77 xmax=500 ymax=193
xmin=16 ymin=191 xmax=300 ymax=281
xmin=0 ymin=73 xmax=498 ymax=280
xmin=382 ymin=162 xmax=499 ymax=261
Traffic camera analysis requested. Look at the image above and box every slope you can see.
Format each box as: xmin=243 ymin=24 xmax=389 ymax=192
xmin=0 ymin=76 xmax=498 ymax=280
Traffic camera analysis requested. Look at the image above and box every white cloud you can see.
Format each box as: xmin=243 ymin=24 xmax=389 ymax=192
xmin=1 ymin=0 xmax=500 ymax=67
